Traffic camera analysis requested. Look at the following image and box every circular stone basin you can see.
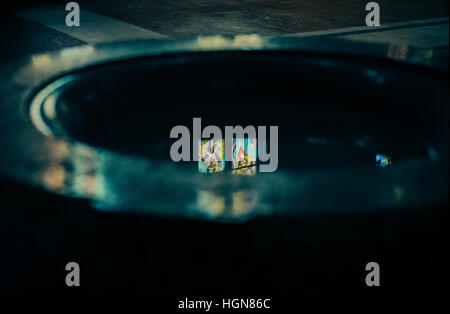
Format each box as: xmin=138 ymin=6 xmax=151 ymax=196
xmin=29 ymin=51 xmax=449 ymax=221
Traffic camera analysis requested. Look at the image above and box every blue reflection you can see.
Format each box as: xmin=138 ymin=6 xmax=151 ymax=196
xmin=376 ymin=153 xmax=391 ymax=168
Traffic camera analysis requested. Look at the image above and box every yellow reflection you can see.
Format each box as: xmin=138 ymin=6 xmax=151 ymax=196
xmin=48 ymin=141 xmax=70 ymax=163
xmin=193 ymin=188 xmax=260 ymax=219
xmin=424 ymin=49 xmax=434 ymax=63
xmin=394 ymin=186 xmax=405 ymax=201
xmin=387 ymin=44 xmax=408 ymax=60
xmin=42 ymin=165 xmax=66 ymax=191
xmin=232 ymin=34 xmax=263 ymax=49
xmin=197 ymin=35 xmax=229 ymax=49
xmin=43 ymin=94 xmax=57 ymax=119
xmin=59 ymin=45 xmax=95 ymax=65
xmin=196 ymin=190 xmax=226 ymax=216
xmin=31 ymin=54 xmax=52 ymax=70
xmin=83 ymin=174 xmax=98 ymax=198
xmin=231 ymin=190 xmax=258 ymax=216
xmin=197 ymin=34 xmax=263 ymax=50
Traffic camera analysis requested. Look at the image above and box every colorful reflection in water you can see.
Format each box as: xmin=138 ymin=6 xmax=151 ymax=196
xmin=198 ymin=139 xmax=225 ymax=173
xmin=232 ymin=138 xmax=257 ymax=175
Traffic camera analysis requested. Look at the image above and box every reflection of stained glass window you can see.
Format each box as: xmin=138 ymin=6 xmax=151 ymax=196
xmin=198 ymin=139 xmax=225 ymax=173
xmin=232 ymin=138 xmax=257 ymax=176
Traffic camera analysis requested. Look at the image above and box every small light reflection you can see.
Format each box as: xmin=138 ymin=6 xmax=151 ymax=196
xmin=365 ymin=69 xmax=385 ymax=84
xmin=48 ymin=141 xmax=70 ymax=163
xmin=376 ymin=153 xmax=391 ymax=168
xmin=197 ymin=34 xmax=263 ymax=50
xmin=394 ymin=185 xmax=405 ymax=201
xmin=387 ymin=44 xmax=435 ymax=66
xmin=59 ymin=45 xmax=95 ymax=61
xmin=43 ymin=94 xmax=57 ymax=119
xmin=306 ymin=137 xmax=328 ymax=145
xmin=193 ymin=189 xmax=260 ymax=220
xmin=426 ymin=146 xmax=440 ymax=162
xmin=387 ymin=44 xmax=409 ymax=60
xmin=422 ymin=49 xmax=434 ymax=64
xmin=83 ymin=175 xmax=99 ymax=198
xmin=231 ymin=190 xmax=258 ymax=216
xmin=31 ymin=53 xmax=52 ymax=70
xmin=232 ymin=34 xmax=263 ymax=49
xmin=197 ymin=36 xmax=229 ymax=49
xmin=41 ymin=165 xmax=66 ymax=191
xmin=196 ymin=190 xmax=226 ymax=217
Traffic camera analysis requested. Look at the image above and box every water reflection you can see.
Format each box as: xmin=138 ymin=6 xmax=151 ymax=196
xmin=232 ymin=138 xmax=257 ymax=175
xmin=386 ymin=44 xmax=435 ymax=66
xmin=376 ymin=153 xmax=391 ymax=168
xmin=198 ymin=138 xmax=257 ymax=175
xmin=39 ymin=142 xmax=113 ymax=204
xmin=192 ymin=189 xmax=260 ymax=220
xmin=198 ymin=139 xmax=225 ymax=174
xmin=30 ymin=130 xmax=447 ymax=223
xmin=71 ymin=144 xmax=102 ymax=198
xmin=42 ymin=165 xmax=66 ymax=191
xmin=195 ymin=190 xmax=226 ymax=217
xmin=387 ymin=44 xmax=409 ymax=60
xmin=196 ymin=34 xmax=264 ymax=50
xmin=231 ymin=190 xmax=259 ymax=216
xmin=31 ymin=137 xmax=444 ymax=222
